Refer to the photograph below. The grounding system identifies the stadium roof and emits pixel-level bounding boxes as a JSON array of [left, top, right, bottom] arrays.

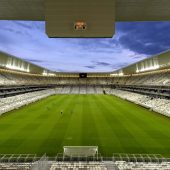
[[0, 51, 55, 76], [112, 50, 170, 76], [0, 0, 170, 37]]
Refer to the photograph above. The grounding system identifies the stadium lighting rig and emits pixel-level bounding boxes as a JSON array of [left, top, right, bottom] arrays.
[[0, 0, 170, 38]]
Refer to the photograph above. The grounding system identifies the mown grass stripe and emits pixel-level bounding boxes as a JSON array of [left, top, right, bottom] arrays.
[[0, 94, 169, 157]]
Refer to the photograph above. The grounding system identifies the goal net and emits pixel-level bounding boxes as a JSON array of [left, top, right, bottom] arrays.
[[63, 146, 98, 157]]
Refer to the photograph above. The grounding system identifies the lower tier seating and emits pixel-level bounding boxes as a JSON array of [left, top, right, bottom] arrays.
[[110, 89, 170, 117], [0, 161, 170, 170], [0, 89, 56, 116]]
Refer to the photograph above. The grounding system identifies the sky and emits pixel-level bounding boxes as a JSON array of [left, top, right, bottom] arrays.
[[0, 21, 170, 72]]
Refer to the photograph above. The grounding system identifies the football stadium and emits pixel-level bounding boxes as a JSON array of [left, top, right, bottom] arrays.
[[0, 0, 170, 170], [0, 50, 170, 169]]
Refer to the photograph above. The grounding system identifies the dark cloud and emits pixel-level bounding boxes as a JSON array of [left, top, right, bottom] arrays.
[[88, 60, 132, 71], [0, 23, 31, 37], [85, 65, 96, 69], [0, 21, 44, 38], [15, 21, 33, 30], [24, 59, 45, 63], [94, 61, 111, 66], [117, 22, 170, 55], [56, 69, 69, 72], [15, 21, 45, 31], [74, 22, 170, 56]]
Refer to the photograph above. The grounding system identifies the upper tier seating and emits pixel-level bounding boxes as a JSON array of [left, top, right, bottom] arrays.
[[0, 70, 169, 87], [113, 71, 170, 86]]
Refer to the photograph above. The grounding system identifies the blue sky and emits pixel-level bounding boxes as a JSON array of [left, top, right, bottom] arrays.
[[0, 21, 170, 72]]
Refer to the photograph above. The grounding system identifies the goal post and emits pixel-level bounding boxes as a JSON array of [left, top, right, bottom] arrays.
[[63, 146, 98, 157]]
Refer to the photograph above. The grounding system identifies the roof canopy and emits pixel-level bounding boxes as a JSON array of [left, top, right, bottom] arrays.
[[0, 51, 55, 76], [112, 50, 170, 76], [0, 0, 170, 37]]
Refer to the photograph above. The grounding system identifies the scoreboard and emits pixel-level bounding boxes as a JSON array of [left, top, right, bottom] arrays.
[[79, 73, 87, 78]]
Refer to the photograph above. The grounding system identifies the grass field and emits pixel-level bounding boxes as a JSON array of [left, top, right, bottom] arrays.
[[0, 94, 170, 157]]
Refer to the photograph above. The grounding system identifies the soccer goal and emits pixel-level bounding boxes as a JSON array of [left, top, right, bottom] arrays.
[[63, 146, 98, 157]]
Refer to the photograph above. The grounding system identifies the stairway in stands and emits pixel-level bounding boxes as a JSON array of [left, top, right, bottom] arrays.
[[104, 162, 119, 170]]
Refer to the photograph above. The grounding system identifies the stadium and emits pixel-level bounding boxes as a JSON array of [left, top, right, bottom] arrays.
[[0, 0, 170, 170], [0, 50, 170, 169]]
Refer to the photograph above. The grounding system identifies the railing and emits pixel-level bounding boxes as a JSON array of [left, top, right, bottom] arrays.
[[0, 153, 170, 163], [112, 153, 170, 163], [0, 154, 40, 163]]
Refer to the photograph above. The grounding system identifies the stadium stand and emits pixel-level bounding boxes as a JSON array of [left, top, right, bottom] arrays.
[[0, 68, 170, 87], [0, 68, 170, 117], [0, 156, 170, 170], [0, 89, 56, 116], [0, 163, 31, 169], [115, 161, 170, 170], [50, 162, 108, 170], [110, 89, 170, 117]]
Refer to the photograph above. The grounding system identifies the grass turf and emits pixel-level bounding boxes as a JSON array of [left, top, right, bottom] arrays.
[[0, 94, 170, 157]]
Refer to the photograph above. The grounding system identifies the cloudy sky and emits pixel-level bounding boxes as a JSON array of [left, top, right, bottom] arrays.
[[0, 21, 170, 72]]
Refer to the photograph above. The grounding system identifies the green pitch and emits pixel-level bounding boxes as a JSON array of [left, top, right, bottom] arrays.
[[0, 94, 170, 157]]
